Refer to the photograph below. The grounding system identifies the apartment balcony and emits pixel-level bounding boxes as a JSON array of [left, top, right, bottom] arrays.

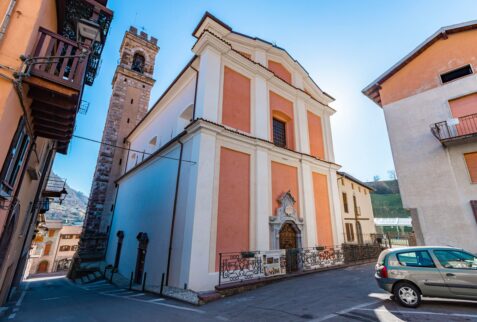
[[431, 113, 477, 146], [24, 28, 88, 153]]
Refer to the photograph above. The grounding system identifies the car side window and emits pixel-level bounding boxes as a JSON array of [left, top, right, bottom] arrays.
[[433, 250, 477, 270], [396, 251, 435, 267]]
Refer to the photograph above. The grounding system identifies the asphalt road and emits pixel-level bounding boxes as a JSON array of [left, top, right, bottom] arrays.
[[2, 264, 477, 321]]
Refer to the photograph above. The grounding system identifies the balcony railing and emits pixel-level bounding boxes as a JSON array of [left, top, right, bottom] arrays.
[[29, 27, 88, 91], [431, 113, 477, 146]]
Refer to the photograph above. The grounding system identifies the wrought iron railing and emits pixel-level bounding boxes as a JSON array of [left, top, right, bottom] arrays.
[[28, 27, 88, 91], [431, 113, 477, 142], [218, 245, 381, 286]]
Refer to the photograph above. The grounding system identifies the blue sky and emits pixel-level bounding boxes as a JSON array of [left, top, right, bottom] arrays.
[[53, 0, 477, 195]]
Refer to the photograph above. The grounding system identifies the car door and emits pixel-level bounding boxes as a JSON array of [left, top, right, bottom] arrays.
[[432, 249, 477, 298], [394, 250, 448, 297]]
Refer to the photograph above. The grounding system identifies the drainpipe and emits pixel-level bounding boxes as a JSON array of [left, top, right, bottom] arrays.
[[0, 0, 17, 44], [165, 140, 184, 286]]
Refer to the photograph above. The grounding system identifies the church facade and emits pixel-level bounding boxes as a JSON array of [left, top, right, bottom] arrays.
[[105, 13, 345, 293]]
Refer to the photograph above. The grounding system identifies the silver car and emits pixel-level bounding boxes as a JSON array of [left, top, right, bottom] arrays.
[[375, 246, 477, 307]]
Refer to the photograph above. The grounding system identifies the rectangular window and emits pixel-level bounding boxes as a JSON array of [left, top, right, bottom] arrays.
[[0, 118, 30, 195], [434, 250, 477, 270], [397, 251, 435, 267], [59, 245, 70, 252], [353, 195, 359, 215], [342, 192, 349, 213], [345, 223, 354, 242], [273, 118, 287, 148], [440, 65, 473, 84], [48, 230, 55, 237], [464, 152, 477, 183], [61, 234, 73, 239]]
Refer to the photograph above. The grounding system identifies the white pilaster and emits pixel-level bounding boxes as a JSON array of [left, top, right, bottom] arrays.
[[254, 76, 269, 140], [300, 162, 317, 247], [293, 71, 304, 90], [194, 47, 222, 123], [296, 99, 310, 154], [323, 115, 335, 162], [254, 49, 267, 66], [329, 170, 344, 246], [255, 148, 271, 250], [186, 131, 218, 291]]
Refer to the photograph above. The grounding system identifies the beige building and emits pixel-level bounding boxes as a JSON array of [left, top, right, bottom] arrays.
[[26, 220, 81, 276], [363, 21, 477, 252], [337, 172, 376, 244]]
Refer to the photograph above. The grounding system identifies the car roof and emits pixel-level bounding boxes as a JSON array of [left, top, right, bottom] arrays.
[[384, 246, 463, 254]]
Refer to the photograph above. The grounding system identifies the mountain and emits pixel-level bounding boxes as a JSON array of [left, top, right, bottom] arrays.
[[45, 173, 88, 225], [366, 179, 410, 219]]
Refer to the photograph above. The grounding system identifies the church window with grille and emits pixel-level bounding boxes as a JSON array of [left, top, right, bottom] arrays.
[[273, 118, 287, 147]]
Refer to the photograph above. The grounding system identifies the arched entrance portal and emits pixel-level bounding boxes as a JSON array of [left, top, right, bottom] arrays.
[[37, 260, 49, 273], [279, 221, 300, 272], [279, 222, 298, 249]]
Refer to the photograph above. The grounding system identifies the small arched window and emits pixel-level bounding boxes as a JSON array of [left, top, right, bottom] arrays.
[[132, 53, 145, 73]]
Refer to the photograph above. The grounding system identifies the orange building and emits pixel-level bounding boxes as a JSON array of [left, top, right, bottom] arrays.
[[0, 0, 112, 306]]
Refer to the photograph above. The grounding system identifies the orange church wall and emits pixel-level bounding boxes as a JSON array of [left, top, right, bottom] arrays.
[[271, 161, 299, 216], [269, 91, 295, 150], [268, 60, 292, 84], [222, 66, 251, 133], [307, 111, 325, 160], [312, 172, 333, 246], [216, 147, 250, 270], [379, 30, 477, 106]]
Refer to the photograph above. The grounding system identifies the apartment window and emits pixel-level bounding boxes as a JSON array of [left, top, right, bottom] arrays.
[[440, 65, 473, 84], [59, 245, 71, 252], [272, 118, 287, 147], [464, 152, 477, 183], [358, 186, 361, 193], [342, 192, 349, 213], [71, 245, 78, 251], [0, 117, 30, 195], [351, 183, 354, 190], [345, 223, 354, 242], [61, 234, 74, 239], [74, 234, 80, 239], [48, 230, 55, 238]]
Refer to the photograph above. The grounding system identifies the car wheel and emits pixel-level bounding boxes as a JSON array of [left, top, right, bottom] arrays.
[[393, 282, 421, 308]]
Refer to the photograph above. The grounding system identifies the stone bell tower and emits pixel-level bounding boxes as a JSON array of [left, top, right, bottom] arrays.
[[79, 27, 159, 260]]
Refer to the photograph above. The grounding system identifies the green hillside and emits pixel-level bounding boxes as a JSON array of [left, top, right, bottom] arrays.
[[366, 180, 410, 219]]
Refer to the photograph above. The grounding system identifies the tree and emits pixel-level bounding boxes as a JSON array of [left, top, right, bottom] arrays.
[[388, 170, 397, 180], [373, 175, 380, 182]]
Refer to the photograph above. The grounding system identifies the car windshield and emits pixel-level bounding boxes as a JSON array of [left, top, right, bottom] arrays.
[[434, 250, 477, 269]]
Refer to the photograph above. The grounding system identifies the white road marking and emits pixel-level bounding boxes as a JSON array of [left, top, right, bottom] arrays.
[[16, 291, 26, 307], [147, 298, 165, 302], [216, 315, 229, 321], [127, 293, 145, 297], [357, 308, 477, 318], [102, 292, 204, 313], [41, 297, 64, 301], [8, 313, 15, 319], [153, 302, 205, 313], [311, 300, 381, 322]]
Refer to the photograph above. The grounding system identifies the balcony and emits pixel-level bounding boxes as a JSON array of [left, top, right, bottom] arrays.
[[24, 28, 88, 153], [431, 113, 477, 146]]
